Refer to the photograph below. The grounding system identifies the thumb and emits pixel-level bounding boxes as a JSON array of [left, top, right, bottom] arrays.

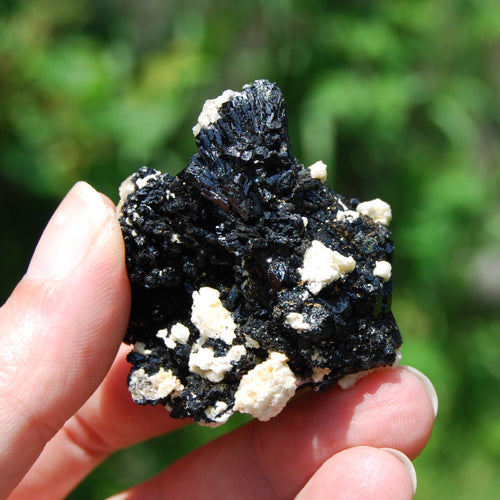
[[0, 182, 131, 497]]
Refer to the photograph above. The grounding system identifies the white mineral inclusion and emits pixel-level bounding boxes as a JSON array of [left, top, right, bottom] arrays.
[[156, 322, 190, 349], [299, 240, 356, 295], [171, 322, 190, 342], [337, 370, 371, 390], [308, 161, 328, 182], [117, 174, 136, 212], [233, 352, 298, 421], [203, 401, 232, 427], [312, 366, 332, 384], [338, 347, 402, 390], [244, 334, 260, 349], [117, 172, 161, 214], [336, 210, 360, 222], [373, 260, 392, 281], [356, 198, 392, 226], [118, 173, 159, 212], [192, 89, 238, 136], [135, 174, 156, 190], [129, 367, 183, 403], [188, 344, 247, 383], [156, 329, 172, 348], [285, 312, 311, 331], [191, 287, 237, 344], [133, 342, 152, 355]]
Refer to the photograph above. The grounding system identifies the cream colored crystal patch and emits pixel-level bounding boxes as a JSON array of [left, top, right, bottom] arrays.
[[356, 198, 392, 226], [338, 348, 402, 390], [335, 210, 360, 222], [373, 260, 392, 281], [157, 322, 190, 349], [117, 174, 135, 212], [191, 287, 237, 344], [129, 367, 183, 403], [308, 161, 328, 182], [299, 240, 356, 294], [338, 370, 372, 390], [189, 344, 247, 383], [133, 342, 152, 355], [233, 352, 297, 421], [135, 174, 156, 190], [192, 89, 238, 136], [285, 312, 311, 331], [203, 401, 232, 427], [312, 366, 332, 383]]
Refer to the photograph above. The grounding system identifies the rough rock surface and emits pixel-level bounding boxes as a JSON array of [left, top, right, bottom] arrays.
[[119, 79, 402, 426]]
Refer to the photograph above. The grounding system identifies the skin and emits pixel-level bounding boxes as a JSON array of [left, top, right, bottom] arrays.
[[0, 182, 437, 500]]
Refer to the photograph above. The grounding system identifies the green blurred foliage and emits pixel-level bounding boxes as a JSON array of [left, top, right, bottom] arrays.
[[1, 0, 500, 498]]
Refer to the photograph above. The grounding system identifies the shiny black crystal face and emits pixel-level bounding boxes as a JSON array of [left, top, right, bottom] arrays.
[[119, 79, 402, 426]]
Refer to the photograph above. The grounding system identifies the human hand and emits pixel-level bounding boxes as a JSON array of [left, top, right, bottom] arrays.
[[1, 182, 437, 499]]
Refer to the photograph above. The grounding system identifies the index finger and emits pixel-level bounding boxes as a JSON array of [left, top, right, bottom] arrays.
[[12, 361, 437, 499]]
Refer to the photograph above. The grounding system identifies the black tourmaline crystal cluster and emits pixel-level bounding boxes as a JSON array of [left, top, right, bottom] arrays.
[[119, 79, 402, 426]]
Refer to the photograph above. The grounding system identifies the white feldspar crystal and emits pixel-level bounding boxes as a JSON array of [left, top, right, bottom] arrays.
[[244, 334, 260, 349], [311, 349, 326, 363], [285, 312, 311, 331], [192, 89, 238, 136], [299, 240, 356, 295], [373, 260, 392, 281], [393, 347, 402, 367], [129, 367, 184, 403], [191, 287, 237, 344], [233, 352, 298, 421], [312, 366, 332, 383], [338, 370, 372, 390], [156, 322, 190, 349], [133, 342, 152, 355], [335, 210, 360, 222], [188, 344, 247, 383], [356, 198, 392, 226], [171, 322, 190, 343], [135, 174, 156, 190], [117, 174, 136, 212], [338, 348, 402, 390], [156, 328, 174, 349], [203, 401, 232, 426], [308, 161, 328, 182]]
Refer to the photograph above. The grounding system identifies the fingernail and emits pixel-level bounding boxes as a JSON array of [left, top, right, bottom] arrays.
[[381, 448, 417, 494], [403, 365, 439, 418], [26, 182, 111, 281]]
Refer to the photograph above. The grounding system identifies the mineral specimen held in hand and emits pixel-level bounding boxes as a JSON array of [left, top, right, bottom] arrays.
[[119, 79, 402, 426]]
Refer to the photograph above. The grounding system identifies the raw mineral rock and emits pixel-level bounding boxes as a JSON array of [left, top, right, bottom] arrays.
[[119, 79, 402, 426]]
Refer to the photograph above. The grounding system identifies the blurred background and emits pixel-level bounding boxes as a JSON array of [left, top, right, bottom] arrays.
[[1, 0, 500, 498]]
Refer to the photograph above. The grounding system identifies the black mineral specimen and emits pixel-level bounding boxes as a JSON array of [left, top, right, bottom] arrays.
[[119, 79, 402, 426]]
